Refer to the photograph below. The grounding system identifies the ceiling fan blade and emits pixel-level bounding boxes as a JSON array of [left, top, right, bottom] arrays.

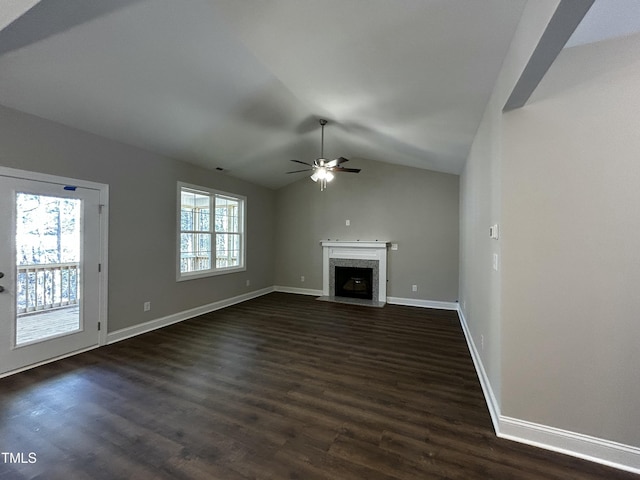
[[325, 156, 349, 168], [290, 159, 313, 167], [287, 121, 357, 181], [331, 167, 361, 173]]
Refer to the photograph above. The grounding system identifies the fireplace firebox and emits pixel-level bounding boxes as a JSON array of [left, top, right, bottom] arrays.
[[335, 266, 373, 300]]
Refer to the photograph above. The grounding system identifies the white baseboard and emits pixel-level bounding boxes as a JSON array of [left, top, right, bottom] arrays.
[[107, 287, 274, 344], [387, 296, 458, 310], [110, 285, 442, 344], [273, 285, 323, 296], [456, 306, 640, 475], [9, 285, 638, 473], [499, 416, 640, 474], [456, 307, 501, 432], [273, 289, 460, 311]]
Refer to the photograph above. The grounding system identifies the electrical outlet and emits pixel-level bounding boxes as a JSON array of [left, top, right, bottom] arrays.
[[391, 243, 398, 251], [300, 276, 305, 282], [143, 301, 151, 312], [412, 284, 418, 292], [345, 219, 350, 226], [246, 279, 251, 287], [492, 253, 499, 271]]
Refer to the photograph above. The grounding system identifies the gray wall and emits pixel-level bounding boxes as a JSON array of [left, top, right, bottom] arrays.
[[501, 33, 640, 446], [459, 0, 559, 408], [459, 105, 503, 403], [461, 0, 640, 451], [275, 158, 459, 302], [0, 104, 276, 333]]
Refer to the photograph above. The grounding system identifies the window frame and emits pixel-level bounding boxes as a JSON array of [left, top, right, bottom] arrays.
[[176, 181, 246, 281]]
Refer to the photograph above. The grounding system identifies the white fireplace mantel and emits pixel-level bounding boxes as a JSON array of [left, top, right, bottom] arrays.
[[321, 240, 390, 302], [321, 241, 389, 249]]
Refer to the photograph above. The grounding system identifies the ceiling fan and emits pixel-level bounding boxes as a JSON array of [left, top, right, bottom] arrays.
[[286, 119, 360, 191]]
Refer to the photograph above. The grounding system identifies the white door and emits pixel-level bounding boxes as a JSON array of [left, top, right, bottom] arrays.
[[0, 173, 102, 375]]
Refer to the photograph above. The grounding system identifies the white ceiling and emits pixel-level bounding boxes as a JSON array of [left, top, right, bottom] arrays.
[[1, 0, 530, 189]]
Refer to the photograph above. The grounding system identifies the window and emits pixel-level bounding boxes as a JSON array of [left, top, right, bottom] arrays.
[[177, 182, 245, 280]]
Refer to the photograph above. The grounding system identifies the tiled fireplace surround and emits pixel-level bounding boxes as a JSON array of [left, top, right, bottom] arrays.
[[321, 241, 389, 304]]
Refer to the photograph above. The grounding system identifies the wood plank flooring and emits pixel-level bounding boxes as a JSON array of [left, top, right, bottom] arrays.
[[0, 292, 636, 479]]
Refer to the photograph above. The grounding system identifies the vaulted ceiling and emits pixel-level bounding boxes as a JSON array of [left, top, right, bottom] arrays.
[[0, 1, 636, 189]]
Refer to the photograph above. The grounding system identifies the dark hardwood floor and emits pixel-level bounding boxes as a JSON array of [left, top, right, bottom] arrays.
[[0, 292, 636, 479]]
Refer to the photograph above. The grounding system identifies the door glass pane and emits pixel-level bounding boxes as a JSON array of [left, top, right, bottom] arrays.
[[15, 193, 81, 346]]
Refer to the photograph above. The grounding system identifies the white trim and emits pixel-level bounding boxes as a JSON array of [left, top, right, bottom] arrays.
[[98, 186, 109, 346], [0, 345, 99, 379], [320, 241, 389, 249], [456, 307, 501, 432], [270, 289, 461, 308], [176, 181, 247, 282], [456, 305, 640, 475], [499, 417, 640, 475], [274, 289, 462, 311], [321, 240, 389, 302], [177, 265, 247, 281], [0, 166, 103, 190], [0, 167, 110, 347], [387, 297, 458, 310], [3, 258, 638, 475], [274, 286, 323, 296], [107, 287, 273, 344]]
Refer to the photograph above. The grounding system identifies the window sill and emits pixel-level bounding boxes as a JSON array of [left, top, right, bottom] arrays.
[[177, 265, 246, 282]]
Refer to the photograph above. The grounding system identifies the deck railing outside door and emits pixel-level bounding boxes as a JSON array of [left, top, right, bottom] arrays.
[[16, 262, 80, 316]]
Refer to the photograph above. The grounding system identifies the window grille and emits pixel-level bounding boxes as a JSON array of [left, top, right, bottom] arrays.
[[178, 183, 245, 280]]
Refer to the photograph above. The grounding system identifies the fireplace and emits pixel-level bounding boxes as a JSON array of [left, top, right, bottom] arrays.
[[335, 266, 373, 300], [321, 240, 389, 305], [329, 257, 380, 301]]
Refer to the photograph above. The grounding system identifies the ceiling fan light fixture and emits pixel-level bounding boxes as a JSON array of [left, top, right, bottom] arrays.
[[313, 167, 331, 181], [287, 118, 360, 191], [311, 166, 334, 191]]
